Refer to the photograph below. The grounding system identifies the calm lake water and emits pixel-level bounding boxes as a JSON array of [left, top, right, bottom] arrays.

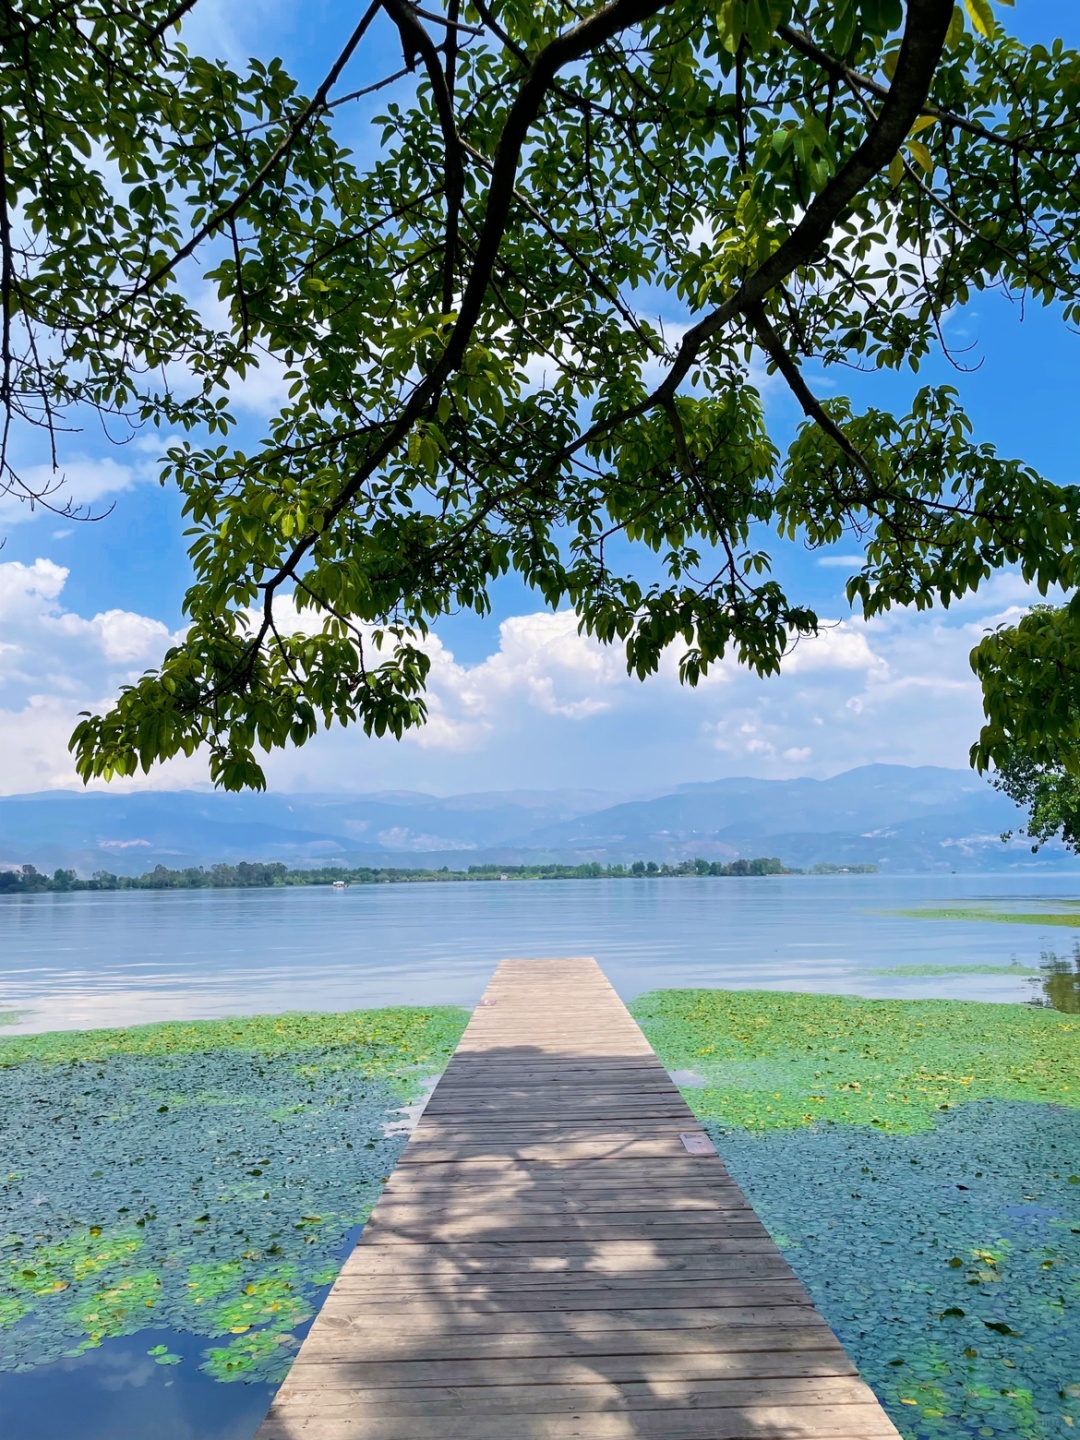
[[3, 872, 1079, 1032]]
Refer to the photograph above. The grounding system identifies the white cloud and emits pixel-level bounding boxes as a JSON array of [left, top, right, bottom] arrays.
[[0, 558, 199, 792], [0, 427, 184, 528], [0, 458, 140, 526], [0, 553, 1047, 796], [322, 611, 629, 756], [781, 622, 888, 677], [88, 610, 173, 664]]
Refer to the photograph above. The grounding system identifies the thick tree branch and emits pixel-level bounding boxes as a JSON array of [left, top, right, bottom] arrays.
[[145, 0, 199, 46], [655, 0, 955, 401], [251, 0, 677, 637], [547, 0, 957, 474], [778, 22, 1079, 157], [382, 0, 465, 315]]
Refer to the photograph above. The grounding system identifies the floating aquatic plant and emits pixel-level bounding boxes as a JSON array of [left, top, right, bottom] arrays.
[[893, 907, 1080, 928], [631, 989, 1079, 1132], [0, 1007, 467, 1383], [633, 990, 1080, 1440]]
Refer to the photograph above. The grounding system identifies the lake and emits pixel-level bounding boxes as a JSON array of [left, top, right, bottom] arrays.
[[3, 872, 1079, 1032], [3, 872, 1079, 1440]]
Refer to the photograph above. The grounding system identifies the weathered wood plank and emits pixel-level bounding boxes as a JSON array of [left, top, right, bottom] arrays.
[[261, 1336, 856, 1393], [272, 1376, 875, 1415], [316, 1283, 814, 1314], [293, 1313, 831, 1359], [253, 958, 899, 1440], [258, 1405, 900, 1440], [269, 1348, 858, 1393]]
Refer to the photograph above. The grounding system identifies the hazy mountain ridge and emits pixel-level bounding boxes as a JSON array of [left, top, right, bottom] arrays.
[[1, 766, 1074, 874]]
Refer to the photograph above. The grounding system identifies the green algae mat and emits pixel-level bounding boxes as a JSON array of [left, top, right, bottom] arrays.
[[0, 1007, 467, 1383], [895, 907, 1080, 928], [630, 989, 1079, 1132], [631, 990, 1080, 1440]]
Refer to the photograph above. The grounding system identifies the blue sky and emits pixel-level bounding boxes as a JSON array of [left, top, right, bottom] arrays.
[[0, 0, 1077, 796]]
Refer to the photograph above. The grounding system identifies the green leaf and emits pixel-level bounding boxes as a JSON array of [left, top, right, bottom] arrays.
[[964, 0, 995, 38], [945, 5, 966, 48], [907, 140, 935, 176]]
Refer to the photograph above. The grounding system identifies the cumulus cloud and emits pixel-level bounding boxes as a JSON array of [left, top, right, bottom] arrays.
[[0, 552, 1040, 796], [0, 558, 197, 792], [780, 622, 888, 677], [297, 611, 628, 757]]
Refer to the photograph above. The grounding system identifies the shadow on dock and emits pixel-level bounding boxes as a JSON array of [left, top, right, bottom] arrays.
[[255, 959, 899, 1439]]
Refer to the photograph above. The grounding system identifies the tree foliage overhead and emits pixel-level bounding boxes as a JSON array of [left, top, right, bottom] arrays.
[[973, 605, 1080, 852], [3, 0, 1080, 790]]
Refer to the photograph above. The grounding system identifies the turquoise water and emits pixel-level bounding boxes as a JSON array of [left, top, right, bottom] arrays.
[[0, 1045, 415, 1438], [3, 873, 1080, 1033]]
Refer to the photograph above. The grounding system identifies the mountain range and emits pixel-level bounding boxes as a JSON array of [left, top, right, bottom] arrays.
[[1, 766, 1075, 875]]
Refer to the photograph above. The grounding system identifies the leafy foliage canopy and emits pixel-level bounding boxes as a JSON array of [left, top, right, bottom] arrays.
[[2, 0, 1079, 791]]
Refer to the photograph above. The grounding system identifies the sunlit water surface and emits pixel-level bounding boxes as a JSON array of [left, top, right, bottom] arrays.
[[2, 873, 1079, 1032]]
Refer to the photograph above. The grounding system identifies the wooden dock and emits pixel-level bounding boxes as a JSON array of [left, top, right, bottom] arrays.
[[257, 957, 900, 1439]]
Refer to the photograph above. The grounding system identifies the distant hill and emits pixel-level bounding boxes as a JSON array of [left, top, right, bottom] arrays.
[[522, 766, 1045, 871], [1, 766, 1075, 874], [0, 788, 618, 875]]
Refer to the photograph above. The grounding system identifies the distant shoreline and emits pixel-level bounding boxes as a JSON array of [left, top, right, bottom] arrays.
[[0, 857, 877, 893]]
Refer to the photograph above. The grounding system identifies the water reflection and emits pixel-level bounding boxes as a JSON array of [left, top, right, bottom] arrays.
[[0, 1328, 274, 1440], [1030, 943, 1080, 1013]]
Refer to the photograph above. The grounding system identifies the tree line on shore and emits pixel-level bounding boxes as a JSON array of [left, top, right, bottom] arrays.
[[0, 858, 876, 893]]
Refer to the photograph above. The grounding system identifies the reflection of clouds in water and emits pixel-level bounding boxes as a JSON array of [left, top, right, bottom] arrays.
[[0, 1327, 276, 1439], [93, 1351, 158, 1392]]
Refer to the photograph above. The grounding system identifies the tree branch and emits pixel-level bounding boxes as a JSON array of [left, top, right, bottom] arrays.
[[382, 0, 465, 315], [103, 0, 383, 316], [655, 0, 956, 401], [252, 0, 678, 626], [545, 0, 957, 473], [145, 0, 200, 46], [747, 301, 879, 487], [777, 21, 1078, 156]]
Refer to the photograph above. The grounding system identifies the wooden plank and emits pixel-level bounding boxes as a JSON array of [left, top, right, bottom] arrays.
[[269, 1349, 858, 1393], [257, 1407, 899, 1440], [292, 1315, 831, 1359], [292, 1327, 852, 1369], [271, 1375, 874, 1414], [254, 958, 899, 1440], [260, 1337, 856, 1393], [316, 1284, 814, 1313], [333, 1263, 798, 1290]]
